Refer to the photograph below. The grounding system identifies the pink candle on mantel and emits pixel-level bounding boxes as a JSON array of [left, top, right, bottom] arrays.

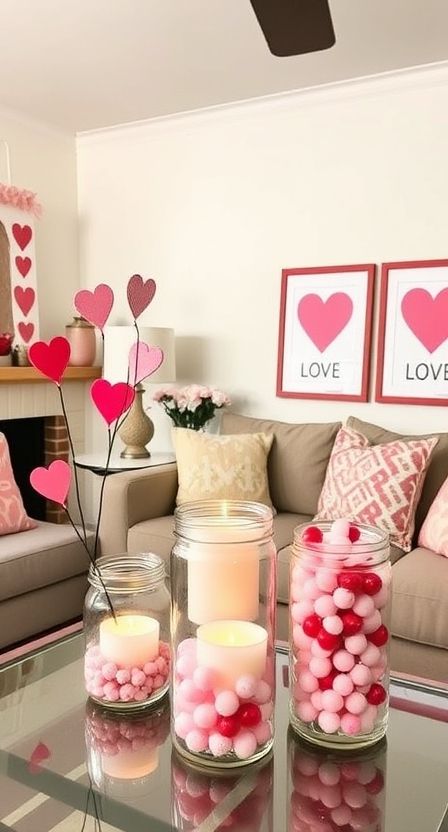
[[99, 615, 159, 666]]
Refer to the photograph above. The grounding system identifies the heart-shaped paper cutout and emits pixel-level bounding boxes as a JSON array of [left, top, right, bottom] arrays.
[[18, 322, 34, 343], [14, 286, 35, 316], [29, 337, 71, 384], [74, 284, 114, 330], [127, 274, 156, 319], [401, 288, 448, 353], [28, 741, 51, 775], [129, 341, 164, 385], [16, 256, 32, 277], [91, 379, 135, 425], [297, 292, 353, 353], [13, 223, 32, 250], [30, 460, 71, 506]]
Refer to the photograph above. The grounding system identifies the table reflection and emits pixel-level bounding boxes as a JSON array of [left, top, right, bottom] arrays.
[[171, 748, 274, 832], [288, 728, 386, 832]]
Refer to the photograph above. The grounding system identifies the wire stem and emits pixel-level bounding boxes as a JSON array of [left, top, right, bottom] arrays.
[[58, 384, 87, 544]]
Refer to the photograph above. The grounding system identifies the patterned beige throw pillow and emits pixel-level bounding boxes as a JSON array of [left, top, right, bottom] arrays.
[[172, 428, 274, 509]]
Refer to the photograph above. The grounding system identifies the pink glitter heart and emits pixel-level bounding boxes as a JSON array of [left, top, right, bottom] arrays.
[[74, 284, 114, 330], [129, 341, 164, 385]]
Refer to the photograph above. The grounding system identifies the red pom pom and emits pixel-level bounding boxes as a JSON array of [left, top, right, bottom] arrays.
[[365, 770, 385, 795], [368, 625, 389, 647], [340, 611, 363, 636], [363, 573, 382, 596], [303, 614, 322, 638], [337, 572, 363, 593], [238, 703, 262, 728], [217, 714, 241, 738], [348, 525, 361, 542], [302, 525, 323, 544], [319, 672, 336, 691], [366, 683, 387, 706], [317, 628, 341, 651]]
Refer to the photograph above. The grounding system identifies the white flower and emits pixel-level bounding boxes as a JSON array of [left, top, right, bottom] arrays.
[[211, 389, 230, 407]]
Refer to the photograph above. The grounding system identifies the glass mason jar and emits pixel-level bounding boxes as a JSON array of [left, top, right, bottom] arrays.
[[290, 522, 391, 749], [85, 699, 170, 798], [171, 500, 277, 768], [288, 727, 387, 832], [171, 748, 274, 831], [84, 554, 171, 710]]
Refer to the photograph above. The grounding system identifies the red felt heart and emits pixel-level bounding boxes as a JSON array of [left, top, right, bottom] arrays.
[[16, 255, 32, 277], [401, 288, 448, 353], [14, 286, 35, 316], [13, 223, 32, 250], [30, 460, 71, 506], [297, 292, 353, 353], [28, 741, 51, 775], [127, 274, 156, 319], [29, 337, 71, 384], [129, 341, 164, 385], [91, 379, 135, 425], [18, 322, 34, 343], [74, 283, 114, 330]]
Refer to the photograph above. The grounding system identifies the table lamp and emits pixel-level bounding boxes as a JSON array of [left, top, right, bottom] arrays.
[[103, 325, 176, 458]]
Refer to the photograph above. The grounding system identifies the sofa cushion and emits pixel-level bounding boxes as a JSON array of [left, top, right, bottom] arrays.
[[0, 521, 93, 602], [391, 547, 448, 650], [347, 416, 448, 538], [221, 413, 341, 515], [0, 432, 37, 536]]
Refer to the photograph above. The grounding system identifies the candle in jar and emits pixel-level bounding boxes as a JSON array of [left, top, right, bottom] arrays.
[[197, 620, 268, 688], [99, 614, 159, 667]]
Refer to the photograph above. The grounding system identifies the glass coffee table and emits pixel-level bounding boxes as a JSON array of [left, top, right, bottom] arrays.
[[0, 634, 447, 831]]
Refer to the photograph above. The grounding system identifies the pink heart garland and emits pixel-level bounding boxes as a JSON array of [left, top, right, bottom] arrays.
[[14, 286, 35, 316], [297, 292, 353, 353], [129, 341, 164, 385], [91, 379, 135, 425], [13, 223, 32, 250], [127, 274, 156, 319], [18, 322, 34, 343], [29, 337, 71, 384], [74, 284, 114, 330], [16, 255, 32, 277], [30, 460, 71, 506]]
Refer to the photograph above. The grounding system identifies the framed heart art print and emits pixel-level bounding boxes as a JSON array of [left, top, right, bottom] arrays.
[[277, 264, 375, 401], [376, 259, 448, 405]]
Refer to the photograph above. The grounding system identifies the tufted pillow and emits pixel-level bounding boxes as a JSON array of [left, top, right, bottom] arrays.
[[0, 433, 37, 536]]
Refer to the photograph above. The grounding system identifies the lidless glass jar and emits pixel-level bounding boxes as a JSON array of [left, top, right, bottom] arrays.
[[84, 554, 171, 710], [288, 727, 387, 831], [290, 522, 391, 749], [171, 500, 277, 768]]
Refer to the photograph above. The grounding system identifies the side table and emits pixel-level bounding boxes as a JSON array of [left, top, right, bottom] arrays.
[[74, 451, 176, 476]]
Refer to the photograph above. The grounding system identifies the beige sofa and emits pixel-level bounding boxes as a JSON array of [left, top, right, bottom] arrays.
[[99, 413, 448, 683]]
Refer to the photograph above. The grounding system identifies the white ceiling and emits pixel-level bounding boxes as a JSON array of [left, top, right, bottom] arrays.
[[0, 0, 448, 133]]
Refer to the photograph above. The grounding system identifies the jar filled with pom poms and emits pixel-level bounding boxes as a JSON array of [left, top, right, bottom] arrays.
[[290, 520, 391, 749], [84, 554, 171, 710], [288, 727, 387, 832], [171, 500, 277, 767]]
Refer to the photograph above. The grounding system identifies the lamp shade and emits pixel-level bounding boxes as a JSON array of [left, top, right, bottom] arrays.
[[103, 326, 176, 385]]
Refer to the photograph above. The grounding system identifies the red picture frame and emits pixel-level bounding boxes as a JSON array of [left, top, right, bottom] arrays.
[[276, 264, 375, 402], [376, 259, 448, 406]]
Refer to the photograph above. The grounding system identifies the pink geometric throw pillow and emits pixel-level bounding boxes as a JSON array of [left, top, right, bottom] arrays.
[[0, 433, 37, 536], [418, 476, 448, 556], [314, 426, 438, 551]]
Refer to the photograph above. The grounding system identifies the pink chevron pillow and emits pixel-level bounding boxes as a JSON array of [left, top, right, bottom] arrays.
[[0, 433, 37, 536], [418, 476, 448, 556], [315, 426, 437, 551]]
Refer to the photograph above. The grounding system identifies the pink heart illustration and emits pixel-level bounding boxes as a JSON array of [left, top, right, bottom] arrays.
[[18, 322, 34, 343], [129, 341, 164, 385], [297, 292, 353, 353], [401, 288, 448, 353], [127, 274, 156, 319], [14, 286, 35, 316], [30, 460, 71, 506], [29, 337, 71, 384], [91, 379, 135, 425], [13, 223, 32, 250], [16, 256, 32, 277], [74, 284, 114, 330]]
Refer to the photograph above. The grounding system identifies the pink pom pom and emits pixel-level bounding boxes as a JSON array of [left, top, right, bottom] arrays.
[[350, 663, 372, 687], [193, 703, 217, 730], [332, 649, 355, 673], [254, 680, 272, 704], [333, 673, 354, 697], [331, 805, 353, 826], [309, 657, 332, 678], [323, 615, 344, 636], [116, 669, 131, 685], [331, 518, 351, 537], [345, 692, 368, 715], [156, 656, 168, 674], [144, 661, 158, 676], [362, 610, 382, 634], [102, 662, 118, 682], [153, 674, 166, 690], [316, 568, 338, 593], [177, 653, 196, 678], [318, 711, 341, 733], [178, 637, 197, 656], [297, 670, 319, 694], [252, 720, 272, 744], [310, 690, 323, 710], [343, 782, 367, 809], [103, 681, 120, 701], [131, 669, 146, 687], [134, 689, 149, 701], [291, 599, 315, 623], [318, 762, 340, 786], [359, 644, 381, 668], [233, 729, 258, 760], [314, 595, 337, 618], [193, 666, 215, 691], [319, 783, 342, 809], [321, 690, 343, 713], [297, 701, 319, 722], [185, 729, 209, 753], [235, 673, 257, 699], [303, 578, 321, 600], [179, 679, 204, 703], [215, 690, 239, 716], [119, 683, 136, 702], [293, 625, 313, 650], [345, 634, 368, 655], [175, 712, 195, 740], [333, 588, 355, 610], [353, 595, 375, 618], [208, 732, 232, 757]]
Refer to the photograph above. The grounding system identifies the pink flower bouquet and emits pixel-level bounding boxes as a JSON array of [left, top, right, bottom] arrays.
[[153, 384, 230, 430]]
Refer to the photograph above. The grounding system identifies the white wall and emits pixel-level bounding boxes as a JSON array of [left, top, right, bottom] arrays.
[[0, 109, 79, 338], [77, 64, 448, 449]]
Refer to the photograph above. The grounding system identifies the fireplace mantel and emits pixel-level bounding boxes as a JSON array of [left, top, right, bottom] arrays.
[[0, 366, 101, 384]]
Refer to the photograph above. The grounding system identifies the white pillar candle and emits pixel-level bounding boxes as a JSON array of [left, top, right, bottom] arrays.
[[99, 614, 159, 667], [185, 511, 262, 624], [197, 620, 268, 688]]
